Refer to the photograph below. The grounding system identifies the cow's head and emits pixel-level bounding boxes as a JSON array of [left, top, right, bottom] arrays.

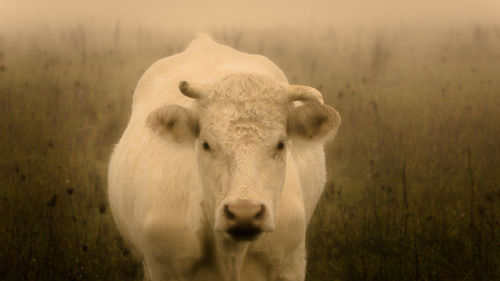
[[147, 73, 340, 242]]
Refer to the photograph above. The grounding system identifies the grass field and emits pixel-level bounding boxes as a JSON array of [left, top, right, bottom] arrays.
[[0, 25, 499, 281]]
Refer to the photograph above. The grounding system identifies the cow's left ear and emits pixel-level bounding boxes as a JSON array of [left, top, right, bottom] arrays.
[[287, 102, 341, 141], [146, 105, 199, 143]]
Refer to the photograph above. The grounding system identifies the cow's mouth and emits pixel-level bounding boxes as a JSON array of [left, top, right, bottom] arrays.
[[227, 224, 262, 241]]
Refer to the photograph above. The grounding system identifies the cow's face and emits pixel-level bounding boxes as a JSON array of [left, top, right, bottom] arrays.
[[146, 74, 340, 242], [196, 77, 288, 241]]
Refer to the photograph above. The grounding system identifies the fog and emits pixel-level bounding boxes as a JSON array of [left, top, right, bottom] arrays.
[[1, 0, 499, 32]]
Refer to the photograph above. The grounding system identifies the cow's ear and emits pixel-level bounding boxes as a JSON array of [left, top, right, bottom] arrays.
[[146, 105, 199, 142], [287, 102, 341, 141]]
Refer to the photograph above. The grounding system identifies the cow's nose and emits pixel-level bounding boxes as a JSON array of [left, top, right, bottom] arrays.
[[224, 201, 265, 222], [223, 200, 266, 241]]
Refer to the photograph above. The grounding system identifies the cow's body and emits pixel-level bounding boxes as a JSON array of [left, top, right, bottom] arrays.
[[108, 34, 339, 281]]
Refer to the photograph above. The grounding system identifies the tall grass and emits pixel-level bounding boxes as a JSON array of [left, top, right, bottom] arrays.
[[0, 25, 499, 281]]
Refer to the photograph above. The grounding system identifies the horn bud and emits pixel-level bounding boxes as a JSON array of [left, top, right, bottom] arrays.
[[288, 85, 324, 104], [179, 81, 209, 99]]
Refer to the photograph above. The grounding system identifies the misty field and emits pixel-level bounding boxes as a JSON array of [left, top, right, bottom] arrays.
[[0, 25, 499, 281]]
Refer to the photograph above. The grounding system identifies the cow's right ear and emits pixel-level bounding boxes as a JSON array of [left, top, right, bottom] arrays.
[[146, 105, 199, 142]]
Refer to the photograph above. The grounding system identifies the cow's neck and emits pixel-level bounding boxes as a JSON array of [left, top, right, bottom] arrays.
[[215, 235, 250, 281]]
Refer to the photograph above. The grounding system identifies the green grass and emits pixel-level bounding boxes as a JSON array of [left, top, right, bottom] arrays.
[[0, 25, 499, 281]]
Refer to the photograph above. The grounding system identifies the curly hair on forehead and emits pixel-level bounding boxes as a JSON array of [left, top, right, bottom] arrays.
[[198, 73, 288, 143], [212, 72, 286, 102]]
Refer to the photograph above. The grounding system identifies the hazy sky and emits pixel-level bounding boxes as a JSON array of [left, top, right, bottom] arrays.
[[1, 0, 499, 31]]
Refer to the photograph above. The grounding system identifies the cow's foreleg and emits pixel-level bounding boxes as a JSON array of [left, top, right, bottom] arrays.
[[143, 256, 189, 281], [275, 240, 306, 281], [143, 261, 151, 281]]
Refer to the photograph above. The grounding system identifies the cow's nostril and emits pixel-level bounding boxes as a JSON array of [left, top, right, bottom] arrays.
[[254, 204, 265, 220], [223, 204, 236, 220]]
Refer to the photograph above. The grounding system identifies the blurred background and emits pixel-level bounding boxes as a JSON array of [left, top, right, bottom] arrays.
[[1, 0, 499, 280]]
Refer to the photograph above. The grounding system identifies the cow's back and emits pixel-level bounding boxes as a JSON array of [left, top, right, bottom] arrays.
[[130, 34, 288, 120]]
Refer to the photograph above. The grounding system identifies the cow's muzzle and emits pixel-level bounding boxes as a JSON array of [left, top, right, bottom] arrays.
[[221, 199, 269, 241]]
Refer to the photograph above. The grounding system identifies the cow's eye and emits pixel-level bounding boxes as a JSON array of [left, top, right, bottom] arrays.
[[276, 141, 285, 151], [202, 141, 211, 151]]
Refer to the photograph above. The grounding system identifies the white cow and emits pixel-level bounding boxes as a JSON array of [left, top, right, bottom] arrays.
[[108, 34, 340, 281]]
